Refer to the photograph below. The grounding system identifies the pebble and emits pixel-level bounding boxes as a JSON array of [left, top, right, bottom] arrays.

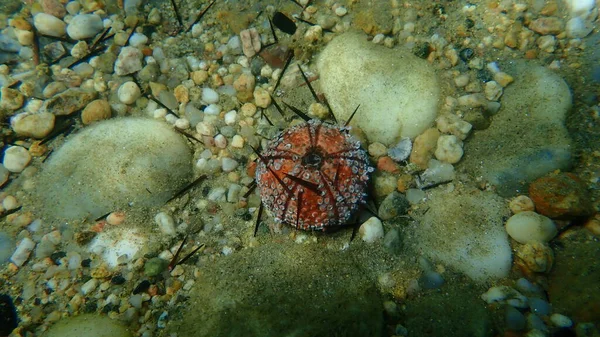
[[202, 87, 219, 104], [0, 165, 8, 187], [204, 104, 221, 115], [241, 102, 257, 117], [224, 110, 237, 125], [155, 212, 176, 236], [434, 135, 463, 164], [240, 28, 261, 58], [118, 81, 141, 104], [81, 278, 98, 295], [304, 25, 323, 43], [436, 114, 472, 140], [515, 241, 554, 273], [550, 313, 573, 328], [454, 73, 470, 87], [307, 102, 328, 119], [41, 88, 97, 115], [129, 32, 148, 47], [174, 85, 189, 103], [33, 13, 66, 37], [81, 99, 111, 125], [358, 217, 384, 243], [253, 87, 271, 108], [528, 172, 592, 218], [409, 128, 439, 168], [230, 135, 244, 148], [10, 237, 36, 267], [41, 0, 66, 18], [494, 72, 514, 87], [509, 195, 535, 214], [3, 196, 19, 210], [387, 137, 412, 162], [378, 191, 410, 220], [0, 87, 24, 111], [227, 184, 241, 202], [368, 142, 387, 158], [221, 157, 239, 172], [3, 146, 31, 173], [529, 17, 564, 35], [66, 14, 104, 40], [335, 6, 348, 16], [114, 47, 143, 76], [505, 211, 557, 244], [484, 81, 503, 101], [10, 112, 55, 138], [457, 93, 487, 108]]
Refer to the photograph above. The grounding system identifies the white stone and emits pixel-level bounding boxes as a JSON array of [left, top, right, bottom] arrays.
[[81, 278, 98, 295], [359, 217, 384, 243], [3, 146, 31, 172], [129, 32, 148, 47], [174, 118, 190, 130], [117, 81, 141, 104], [484, 81, 503, 101], [10, 237, 36, 267], [564, 0, 596, 16], [33, 13, 66, 37], [434, 135, 463, 164], [3, 195, 19, 210], [419, 159, 455, 187], [457, 93, 487, 108], [114, 47, 143, 76], [155, 212, 176, 236], [224, 110, 237, 125], [214, 134, 227, 148], [202, 88, 219, 104], [505, 211, 557, 243], [318, 32, 439, 144], [67, 14, 104, 40], [231, 135, 244, 148], [335, 6, 348, 16], [565, 17, 594, 38]]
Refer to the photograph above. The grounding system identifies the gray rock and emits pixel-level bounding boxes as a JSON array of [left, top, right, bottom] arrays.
[[461, 62, 572, 196], [35, 118, 193, 220], [169, 242, 384, 337], [66, 14, 104, 40]]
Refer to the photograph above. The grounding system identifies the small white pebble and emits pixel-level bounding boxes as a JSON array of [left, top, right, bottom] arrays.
[[550, 313, 573, 328], [2, 195, 19, 211], [81, 278, 98, 295], [214, 134, 227, 148], [153, 108, 167, 119], [204, 104, 221, 115], [3, 146, 31, 173], [231, 135, 244, 148], [335, 6, 347, 16], [175, 118, 190, 130], [359, 217, 384, 243], [224, 110, 237, 125], [118, 81, 141, 105], [221, 157, 239, 172], [155, 212, 176, 236], [201, 88, 219, 104]]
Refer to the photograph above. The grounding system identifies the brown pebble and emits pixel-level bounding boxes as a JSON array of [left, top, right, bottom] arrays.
[[529, 17, 563, 35], [529, 172, 593, 219], [82, 99, 111, 125], [41, 0, 66, 18], [91, 264, 112, 279], [11, 17, 32, 30], [409, 128, 440, 169]]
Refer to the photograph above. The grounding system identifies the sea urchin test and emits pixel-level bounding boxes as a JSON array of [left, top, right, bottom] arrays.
[[255, 119, 373, 231]]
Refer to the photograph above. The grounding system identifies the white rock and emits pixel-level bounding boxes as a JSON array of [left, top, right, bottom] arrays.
[[565, 0, 596, 16], [3, 195, 19, 210], [335, 6, 348, 16], [202, 88, 219, 104], [67, 14, 104, 40], [434, 135, 463, 164], [387, 137, 412, 162], [419, 159, 455, 187], [118, 81, 141, 104], [81, 278, 98, 295], [3, 146, 31, 172], [129, 32, 148, 47], [239, 28, 261, 58], [204, 104, 221, 115], [484, 81, 503, 101], [10, 237, 36, 267], [565, 16, 594, 38], [224, 110, 237, 125], [214, 134, 227, 148], [33, 13, 66, 37], [114, 47, 143, 76], [318, 32, 439, 144], [457, 93, 487, 108], [505, 211, 557, 243], [359, 217, 384, 243], [155, 212, 176, 236], [231, 135, 244, 148]]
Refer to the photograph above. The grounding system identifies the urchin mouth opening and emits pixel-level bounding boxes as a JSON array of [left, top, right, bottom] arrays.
[[301, 147, 324, 168]]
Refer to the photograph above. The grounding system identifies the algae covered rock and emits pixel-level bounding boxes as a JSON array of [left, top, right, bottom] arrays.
[[43, 314, 132, 337], [169, 242, 384, 337], [35, 118, 192, 220]]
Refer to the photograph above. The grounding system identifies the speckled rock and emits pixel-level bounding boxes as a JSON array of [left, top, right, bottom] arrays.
[[169, 242, 384, 337], [11, 112, 55, 138], [114, 47, 143, 76], [528, 172, 592, 219], [81, 99, 111, 125], [41, 88, 98, 115]]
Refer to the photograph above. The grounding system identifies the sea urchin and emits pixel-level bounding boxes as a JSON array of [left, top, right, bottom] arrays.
[[255, 119, 373, 231]]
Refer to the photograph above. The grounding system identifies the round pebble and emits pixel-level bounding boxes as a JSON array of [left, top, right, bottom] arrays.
[[221, 157, 239, 172], [67, 14, 104, 40], [253, 87, 271, 108], [550, 313, 573, 328], [118, 81, 141, 105], [155, 212, 176, 236], [509, 195, 535, 214], [505, 211, 557, 244], [3, 146, 31, 173], [33, 13, 66, 37], [202, 88, 219, 104], [434, 135, 463, 164], [82, 99, 111, 125]]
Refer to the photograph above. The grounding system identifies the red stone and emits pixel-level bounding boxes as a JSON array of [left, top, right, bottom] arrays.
[[528, 172, 592, 219], [255, 120, 372, 230]]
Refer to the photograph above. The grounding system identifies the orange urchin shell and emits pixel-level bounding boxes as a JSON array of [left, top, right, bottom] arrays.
[[255, 119, 373, 231]]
